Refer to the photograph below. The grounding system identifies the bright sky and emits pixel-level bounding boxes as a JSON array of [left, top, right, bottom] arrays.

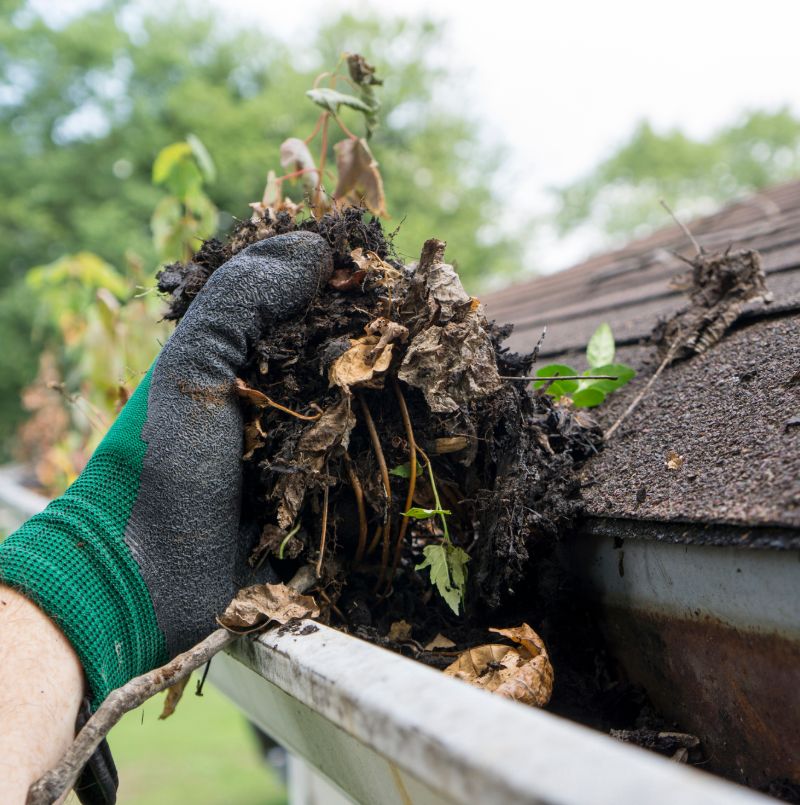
[[228, 0, 800, 272], [37, 0, 800, 273]]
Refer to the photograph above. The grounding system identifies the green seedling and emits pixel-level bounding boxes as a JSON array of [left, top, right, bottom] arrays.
[[534, 323, 636, 408]]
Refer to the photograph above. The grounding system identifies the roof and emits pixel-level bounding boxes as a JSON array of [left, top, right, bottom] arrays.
[[483, 180, 800, 536]]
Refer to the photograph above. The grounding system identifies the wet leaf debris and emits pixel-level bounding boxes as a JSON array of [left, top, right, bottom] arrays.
[[158, 207, 601, 687]]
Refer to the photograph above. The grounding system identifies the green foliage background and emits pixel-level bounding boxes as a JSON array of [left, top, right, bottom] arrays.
[[554, 110, 800, 240], [0, 0, 521, 453]]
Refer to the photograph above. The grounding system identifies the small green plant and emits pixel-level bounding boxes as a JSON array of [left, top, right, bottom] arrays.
[[151, 134, 218, 263], [534, 323, 636, 407], [398, 454, 470, 616]]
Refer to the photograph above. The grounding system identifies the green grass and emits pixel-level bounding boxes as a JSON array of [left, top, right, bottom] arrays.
[[100, 682, 287, 805]]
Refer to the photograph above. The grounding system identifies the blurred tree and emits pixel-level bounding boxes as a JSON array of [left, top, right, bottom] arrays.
[[554, 108, 800, 241], [0, 0, 521, 454]]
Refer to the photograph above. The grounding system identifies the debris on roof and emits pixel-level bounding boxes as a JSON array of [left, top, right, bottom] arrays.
[[484, 180, 800, 533]]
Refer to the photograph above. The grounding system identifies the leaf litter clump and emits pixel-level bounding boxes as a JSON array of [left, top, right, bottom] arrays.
[[159, 208, 603, 709]]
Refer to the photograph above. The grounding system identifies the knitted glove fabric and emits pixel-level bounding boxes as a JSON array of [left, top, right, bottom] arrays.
[[0, 231, 332, 707]]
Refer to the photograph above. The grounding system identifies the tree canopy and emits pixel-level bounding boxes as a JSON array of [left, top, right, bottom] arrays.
[[0, 0, 521, 451], [554, 109, 800, 241]]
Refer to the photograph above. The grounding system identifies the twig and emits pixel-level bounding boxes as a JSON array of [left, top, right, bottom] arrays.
[[357, 393, 392, 575], [500, 375, 619, 382], [315, 475, 330, 578], [605, 344, 678, 440], [660, 199, 701, 257], [384, 380, 418, 593], [27, 629, 236, 805], [344, 452, 368, 565]]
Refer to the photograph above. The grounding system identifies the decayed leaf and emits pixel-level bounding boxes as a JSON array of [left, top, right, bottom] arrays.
[[425, 633, 456, 651], [444, 623, 553, 708], [333, 138, 387, 216], [399, 308, 502, 413], [218, 582, 320, 632], [279, 137, 319, 193], [249, 524, 304, 567], [273, 396, 355, 527], [243, 417, 267, 461], [159, 675, 191, 720], [329, 267, 367, 291], [665, 449, 684, 470], [387, 620, 413, 641], [329, 335, 394, 391], [655, 248, 771, 362]]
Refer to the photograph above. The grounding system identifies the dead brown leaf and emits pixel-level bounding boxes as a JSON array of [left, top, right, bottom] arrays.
[[329, 267, 367, 291], [424, 633, 456, 651], [243, 417, 267, 461], [279, 137, 319, 191], [399, 308, 502, 413], [159, 675, 191, 720], [333, 138, 387, 216], [444, 623, 553, 708], [273, 396, 355, 527], [329, 335, 394, 391], [218, 583, 320, 633]]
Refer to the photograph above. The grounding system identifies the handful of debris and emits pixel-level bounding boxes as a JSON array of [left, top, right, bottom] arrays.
[[159, 209, 600, 649]]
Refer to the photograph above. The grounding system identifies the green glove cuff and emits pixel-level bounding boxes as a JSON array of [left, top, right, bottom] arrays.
[[0, 368, 167, 706]]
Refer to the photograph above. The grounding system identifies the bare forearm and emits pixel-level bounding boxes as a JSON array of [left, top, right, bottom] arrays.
[[0, 584, 85, 803]]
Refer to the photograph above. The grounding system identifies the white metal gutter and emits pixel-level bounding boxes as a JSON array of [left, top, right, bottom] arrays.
[[210, 623, 771, 805], [0, 466, 776, 804]]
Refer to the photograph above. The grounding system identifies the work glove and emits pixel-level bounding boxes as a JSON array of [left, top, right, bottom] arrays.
[[0, 232, 332, 800]]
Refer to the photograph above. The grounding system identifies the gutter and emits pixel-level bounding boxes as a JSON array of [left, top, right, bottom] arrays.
[[0, 467, 778, 803]]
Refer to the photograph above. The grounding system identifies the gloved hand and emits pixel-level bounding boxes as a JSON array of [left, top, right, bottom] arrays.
[[0, 231, 332, 707]]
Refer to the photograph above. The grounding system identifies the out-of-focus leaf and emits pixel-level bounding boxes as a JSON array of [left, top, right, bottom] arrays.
[[159, 675, 191, 720], [306, 87, 375, 115], [571, 387, 606, 408], [390, 460, 423, 478], [587, 322, 615, 368], [279, 137, 319, 193], [580, 363, 636, 394], [403, 506, 451, 520], [533, 364, 579, 399], [333, 138, 387, 216], [186, 133, 216, 182], [152, 141, 192, 184], [444, 623, 553, 708], [415, 542, 469, 615], [217, 582, 320, 632]]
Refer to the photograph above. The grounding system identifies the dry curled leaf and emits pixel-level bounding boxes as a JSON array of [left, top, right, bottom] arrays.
[[279, 137, 319, 192], [329, 335, 394, 391], [218, 583, 320, 632], [159, 675, 191, 720], [243, 417, 267, 461], [444, 623, 553, 708], [333, 138, 387, 216]]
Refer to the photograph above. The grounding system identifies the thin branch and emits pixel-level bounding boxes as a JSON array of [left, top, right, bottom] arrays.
[[500, 375, 619, 382], [344, 452, 368, 565], [660, 199, 701, 257], [315, 474, 330, 578], [384, 380, 418, 593], [604, 344, 678, 440], [27, 629, 236, 805], [358, 392, 392, 591]]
